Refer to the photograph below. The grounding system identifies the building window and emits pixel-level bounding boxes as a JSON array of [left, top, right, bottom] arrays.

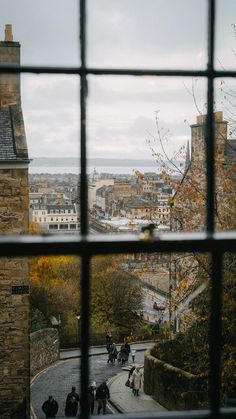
[[49, 224, 58, 230], [59, 224, 69, 230]]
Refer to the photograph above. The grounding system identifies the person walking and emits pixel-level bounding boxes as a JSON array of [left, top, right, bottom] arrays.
[[107, 342, 117, 364], [105, 331, 112, 352], [130, 366, 142, 396], [131, 348, 136, 363], [42, 395, 59, 418], [128, 365, 135, 379], [87, 381, 96, 414], [65, 386, 80, 417], [95, 382, 110, 414], [119, 344, 129, 366], [124, 341, 131, 362]]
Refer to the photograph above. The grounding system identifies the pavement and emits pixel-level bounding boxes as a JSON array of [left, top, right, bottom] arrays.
[[31, 342, 167, 417], [108, 368, 167, 414]]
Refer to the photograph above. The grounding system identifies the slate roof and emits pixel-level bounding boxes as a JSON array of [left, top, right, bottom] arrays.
[[0, 109, 16, 159], [0, 108, 28, 162]]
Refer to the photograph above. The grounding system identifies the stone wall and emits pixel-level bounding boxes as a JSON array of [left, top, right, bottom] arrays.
[[144, 349, 206, 410], [0, 170, 29, 232], [0, 168, 30, 418], [30, 328, 60, 377], [0, 40, 21, 107]]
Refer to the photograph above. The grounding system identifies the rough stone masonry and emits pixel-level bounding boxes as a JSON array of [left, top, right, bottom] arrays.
[[0, 24, 30, 418]]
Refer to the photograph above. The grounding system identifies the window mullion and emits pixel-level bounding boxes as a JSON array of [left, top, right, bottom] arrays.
[[79, 2, 90, 419], [206, 0, 216, 234]]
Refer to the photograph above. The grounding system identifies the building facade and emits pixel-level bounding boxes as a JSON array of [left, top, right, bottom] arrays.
[[30, 203, 79, 233], [0, 25, 30, 418]]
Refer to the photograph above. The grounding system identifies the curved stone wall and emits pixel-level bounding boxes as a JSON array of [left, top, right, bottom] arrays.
[[30, 328, 59, 377], [144, 349, 206, 410]]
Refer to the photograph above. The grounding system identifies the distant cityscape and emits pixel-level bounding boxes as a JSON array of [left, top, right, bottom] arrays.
[[29, 168, 178, 235]]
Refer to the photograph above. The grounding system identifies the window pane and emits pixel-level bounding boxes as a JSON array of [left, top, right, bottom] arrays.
[[87, 75, 207, 234], [30, 255, 81, 417], [87, 0, 208, 70], [0, 0, 80, 66], [90, 253, 210, 413], [215, 0, 236, 70], [21, 74, 81, 236], [214, 79, 236, 232]]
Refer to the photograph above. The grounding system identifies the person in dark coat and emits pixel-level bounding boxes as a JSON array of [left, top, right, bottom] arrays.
[[42, 396, 59, 418], [107, 342, 117, 363], [95, 382, 110, 414], [119, 344, 129, 365], [65, 386, 80, 417], [124, 342, 131, 361], [87, 381, 96, 414]]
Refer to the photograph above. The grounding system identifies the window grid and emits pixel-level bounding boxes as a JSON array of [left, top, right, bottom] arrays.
[[0, 0, 236, 418]]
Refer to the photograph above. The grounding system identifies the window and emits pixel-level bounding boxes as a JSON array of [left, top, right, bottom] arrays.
[[1, 1, 236, 419], [49, 224, 58, 230], [59, 224, 69, 230]]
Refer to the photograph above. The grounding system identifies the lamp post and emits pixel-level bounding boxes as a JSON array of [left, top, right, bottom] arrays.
[[76, 312, 81, 347]]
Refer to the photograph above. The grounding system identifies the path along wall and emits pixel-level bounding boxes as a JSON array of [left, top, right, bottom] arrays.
[[30, 328, 59, 377], [144, 349, 207, 410]]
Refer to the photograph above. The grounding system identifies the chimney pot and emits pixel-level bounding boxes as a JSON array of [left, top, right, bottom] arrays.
[[5, 24, 13, 42]]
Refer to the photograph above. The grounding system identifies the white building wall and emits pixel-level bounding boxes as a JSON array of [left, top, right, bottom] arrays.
[[88, 179, 114, 210]]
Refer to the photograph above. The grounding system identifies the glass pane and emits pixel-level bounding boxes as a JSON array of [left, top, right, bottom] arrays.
[[87, 75, 207, 234], [221, 253, 236, 408], [0, 0, 79, 66], [30, 255, 81, 417], [22, 74, 80, 235], [215, 0, 236, 70], [88, 0, 208, 70], [214, 79, 236, 232], [90, 253, 209, 413]]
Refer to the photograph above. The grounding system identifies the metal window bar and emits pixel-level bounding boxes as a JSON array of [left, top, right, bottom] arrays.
[[0, 0, 235, 418]]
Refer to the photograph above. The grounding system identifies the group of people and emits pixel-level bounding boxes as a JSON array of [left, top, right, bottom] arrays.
[[106, 332, 136, 365], [41, 382, 110, 418], [42, 387, 80, 418]]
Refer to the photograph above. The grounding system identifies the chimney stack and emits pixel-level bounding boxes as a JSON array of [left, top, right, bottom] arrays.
[[0, 24, 20, 107], [4, 24, 13, 42]]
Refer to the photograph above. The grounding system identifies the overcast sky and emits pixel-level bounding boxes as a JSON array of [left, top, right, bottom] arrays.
[[0, 0, 235, 162]]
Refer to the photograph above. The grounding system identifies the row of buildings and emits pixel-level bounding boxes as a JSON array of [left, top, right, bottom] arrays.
[[29, 170, 175, 233]]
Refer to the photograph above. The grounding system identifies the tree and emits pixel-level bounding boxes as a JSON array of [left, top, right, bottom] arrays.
[[29, 255, 81, 346], [145, 82, 236, 405], [90, 256, 143, 335], [30, 254, 144, 346]]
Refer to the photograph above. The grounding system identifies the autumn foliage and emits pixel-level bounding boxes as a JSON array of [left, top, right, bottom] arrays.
[[29, 254, 143, 347]]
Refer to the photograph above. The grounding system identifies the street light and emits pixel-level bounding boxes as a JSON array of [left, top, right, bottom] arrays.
[[76, 312, 81, 347]]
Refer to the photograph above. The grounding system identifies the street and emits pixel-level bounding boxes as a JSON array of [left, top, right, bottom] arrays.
[[31, 344, 149, 418]]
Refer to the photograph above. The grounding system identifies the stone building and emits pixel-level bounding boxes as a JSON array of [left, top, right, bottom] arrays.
[[0, 25, 30, 418], [171, 112, 236, 331], [173, 111, 236, 232]]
